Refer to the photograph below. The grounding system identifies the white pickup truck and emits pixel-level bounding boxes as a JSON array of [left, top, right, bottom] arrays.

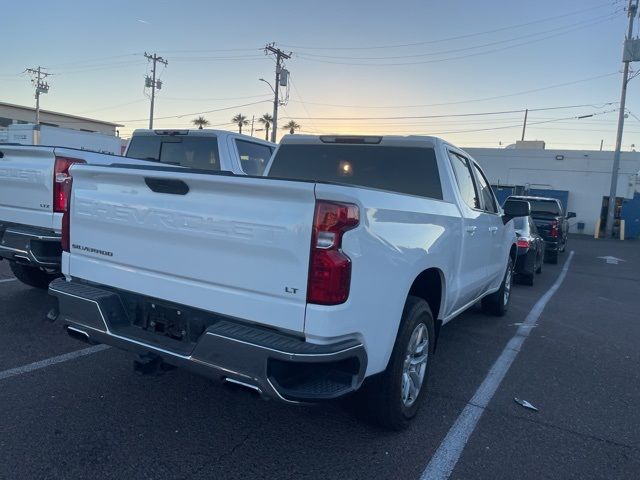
[[49, 135, 529, 429], [0, 129, 274, 288]]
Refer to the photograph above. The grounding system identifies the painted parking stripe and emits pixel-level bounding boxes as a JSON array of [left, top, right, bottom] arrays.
[[421, 251, 575, 480], [0, 344, 110, 381], [0, 278, 17, 283]]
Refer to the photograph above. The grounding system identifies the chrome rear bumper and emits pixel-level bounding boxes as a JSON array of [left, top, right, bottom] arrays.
[[0, 223, 61, 268], [49, 278, 367, 403]]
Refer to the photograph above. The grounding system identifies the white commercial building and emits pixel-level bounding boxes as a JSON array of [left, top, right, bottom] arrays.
[[465, 146, 640, 238], [0, 101, 121, 135]]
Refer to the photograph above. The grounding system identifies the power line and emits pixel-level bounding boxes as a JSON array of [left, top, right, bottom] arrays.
[[287, 72, 619, 110], [296, 14, 618, 66], [420, 109, 618, 135], [114, 99, 272, 123], [280, 1, 623, 51], [46, 53, 143, 68], [281, 103, 617, 121], [297, 13, 621, 61], [160, 93, 272, 102]]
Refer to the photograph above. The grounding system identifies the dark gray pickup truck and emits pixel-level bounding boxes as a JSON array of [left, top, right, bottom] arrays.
[[507, 195, 576, 264]]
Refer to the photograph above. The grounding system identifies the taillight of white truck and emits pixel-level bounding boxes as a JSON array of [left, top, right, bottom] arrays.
[[53, 156, 85, 213], [307, 200, 359, 305], [55, 156, 84, 252]]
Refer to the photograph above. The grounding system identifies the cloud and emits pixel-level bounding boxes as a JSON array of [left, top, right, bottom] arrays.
[[137, 19, 151, 25]]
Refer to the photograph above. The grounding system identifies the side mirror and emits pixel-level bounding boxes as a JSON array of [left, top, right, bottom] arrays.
[[567, 211, 576, 219], [502, 200, 531, 224]]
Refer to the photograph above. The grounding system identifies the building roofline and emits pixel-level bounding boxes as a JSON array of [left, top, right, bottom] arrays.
[[0, 101, 124, 127]]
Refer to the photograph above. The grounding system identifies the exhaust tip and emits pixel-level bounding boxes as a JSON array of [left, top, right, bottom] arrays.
[[65, 325, 91, 344], [222, 377, 263, 396]]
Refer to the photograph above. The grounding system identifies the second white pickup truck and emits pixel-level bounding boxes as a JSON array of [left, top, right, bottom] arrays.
[[49, 134, 529, 429], [0, 129, 274, 288]]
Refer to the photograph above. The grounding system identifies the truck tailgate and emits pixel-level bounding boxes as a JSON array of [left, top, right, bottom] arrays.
[[67, 165, 316, 334], [0, 146, 54, 229], [532, 216, 557, 240]]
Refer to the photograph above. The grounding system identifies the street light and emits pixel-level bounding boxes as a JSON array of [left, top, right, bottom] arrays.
[[259, 78, 275, 94], [259, 77, 279, 142]]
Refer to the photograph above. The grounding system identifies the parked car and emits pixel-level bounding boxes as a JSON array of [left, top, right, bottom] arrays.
[[509, 211, 545, 286], [0, 129, 274, 288], [506, 195, 575, 264], [49, 134, 529, 429]]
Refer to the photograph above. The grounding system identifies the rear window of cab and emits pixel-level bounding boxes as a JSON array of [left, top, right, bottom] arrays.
[[267, 144, 443, 200]]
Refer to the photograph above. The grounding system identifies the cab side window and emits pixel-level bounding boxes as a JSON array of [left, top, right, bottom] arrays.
[[471, 162, 498, 214], [236, 140, 273, 176], [448, 152, 480, 210]]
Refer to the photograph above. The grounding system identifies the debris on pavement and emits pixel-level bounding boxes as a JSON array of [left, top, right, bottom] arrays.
[[514, 398, 539, 411]]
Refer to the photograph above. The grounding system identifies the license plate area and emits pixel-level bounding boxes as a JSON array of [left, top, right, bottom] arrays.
[[144, 302, 188, 341]]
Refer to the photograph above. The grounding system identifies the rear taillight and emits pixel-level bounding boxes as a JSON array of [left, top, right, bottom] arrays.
[[307, 201, 359, 305], [54, 156, 85, 213], [516, 238, 531, 248], [550, 220, 559, 238]]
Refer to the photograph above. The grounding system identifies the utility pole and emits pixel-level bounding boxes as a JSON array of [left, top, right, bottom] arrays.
[[600, 139, 604, 151], [606, 0, 639, 238], [521, 109, 528, 141], [25, 66, 51, 125], [264, 43, 291, 143], [250, 115, 255, 136], [144, 52, 168, 129]]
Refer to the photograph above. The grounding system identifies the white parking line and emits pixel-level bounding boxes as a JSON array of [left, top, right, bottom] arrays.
[[0, 278, 17, 283], [0, 344, 110, 381], [421, 251, 575, 480]]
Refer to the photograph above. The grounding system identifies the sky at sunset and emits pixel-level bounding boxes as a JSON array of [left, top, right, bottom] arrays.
[[1, 0, 638, 149]]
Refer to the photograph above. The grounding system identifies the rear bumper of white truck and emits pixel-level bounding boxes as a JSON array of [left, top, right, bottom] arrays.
[[49, 278, 367, 403], [0, 222, 61, 268]]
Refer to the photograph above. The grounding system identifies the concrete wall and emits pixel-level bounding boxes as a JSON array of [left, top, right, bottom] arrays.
[[464, 147, 640, 236], [0, 103, 117, 135]]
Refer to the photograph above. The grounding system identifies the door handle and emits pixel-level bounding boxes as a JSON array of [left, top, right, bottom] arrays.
[[465, 226, 477, 235], [489, 226, 499, 233]]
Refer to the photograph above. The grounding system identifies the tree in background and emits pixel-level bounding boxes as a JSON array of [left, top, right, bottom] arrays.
[[283, 120, 301, 135], [258, 113, 273, 141], [192, 116, 210, 129], [232, 114, 249, 134]]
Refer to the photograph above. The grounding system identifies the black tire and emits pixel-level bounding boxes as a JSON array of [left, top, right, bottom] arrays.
[[545, 250, 558, 264], [536, 254, 543, 274], [481, 256, 514, 316], [521, 272, 534, 286], [9, 262, 60, 289], [355, 296, 435, 430]]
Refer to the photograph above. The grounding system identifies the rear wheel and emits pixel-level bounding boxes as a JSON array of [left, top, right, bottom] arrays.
[[481, 257, 513, 316], [545, 250, 558, 264], [520, 272, 534, 286], [536, 252, 543, 274], [355, 296, 435, 430], [9, 262, 60, 289]]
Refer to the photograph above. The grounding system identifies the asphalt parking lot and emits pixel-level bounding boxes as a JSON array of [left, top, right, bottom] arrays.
[[1, 235, 639, 480]]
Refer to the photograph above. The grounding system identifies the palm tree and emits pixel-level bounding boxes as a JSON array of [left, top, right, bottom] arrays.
[[192, 116, 210, 130], [282, 120, 301, 135], [258, 113, 273, 141], [232, 114, 249, 134]]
